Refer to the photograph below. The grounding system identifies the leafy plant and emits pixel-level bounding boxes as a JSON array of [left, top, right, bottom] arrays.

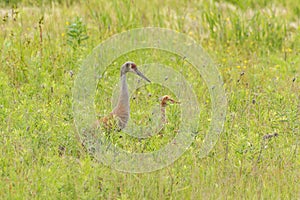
[[66, 17, 89, 49]]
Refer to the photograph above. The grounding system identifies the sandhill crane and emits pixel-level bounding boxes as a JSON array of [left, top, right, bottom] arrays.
[[82, 61, 151, 154], [154, 94, 181, 139], [160, 95, 180, 124], [97, 61, 151, 130], [137, 95, 180, 152]]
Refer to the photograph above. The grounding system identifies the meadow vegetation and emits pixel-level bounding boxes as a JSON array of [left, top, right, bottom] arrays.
[[0, 0, 299, 199]]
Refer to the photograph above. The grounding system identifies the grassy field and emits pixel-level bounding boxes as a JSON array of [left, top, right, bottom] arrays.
[[1, 0, 299, 199]]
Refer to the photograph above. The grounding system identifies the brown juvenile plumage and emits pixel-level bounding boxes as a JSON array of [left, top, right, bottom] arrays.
[[160, 95, 180, 124]]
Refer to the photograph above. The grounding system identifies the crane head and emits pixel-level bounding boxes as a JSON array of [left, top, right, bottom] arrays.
[[160, 95, 180, 107], [121, 61, 151, 82]]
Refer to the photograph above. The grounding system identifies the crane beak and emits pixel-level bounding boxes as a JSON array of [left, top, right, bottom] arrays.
[[168, 98, 180, 104], [134, 68, 151, 83]]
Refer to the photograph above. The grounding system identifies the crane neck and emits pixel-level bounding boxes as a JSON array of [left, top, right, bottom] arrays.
[[119, 74, 129, 104], [161, 104, 167, 124], [111, 73, 130, 129]]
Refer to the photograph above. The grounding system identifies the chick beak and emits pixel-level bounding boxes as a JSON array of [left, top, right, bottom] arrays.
[[168, 98, 180, 104]]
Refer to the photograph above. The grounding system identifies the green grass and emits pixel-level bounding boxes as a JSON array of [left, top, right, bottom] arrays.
[[1, 0, 299, 199]]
